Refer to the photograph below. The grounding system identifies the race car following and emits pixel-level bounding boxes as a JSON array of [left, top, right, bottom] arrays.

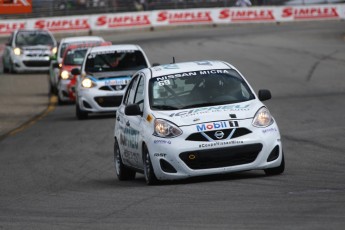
[[2, 29, 57, 73], [57, 41, 111, 104], [49, 36, 105, 93], [74, 44, 150, 119], [114, 60, 284, 185]]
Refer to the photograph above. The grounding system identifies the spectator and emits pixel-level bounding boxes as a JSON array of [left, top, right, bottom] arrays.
[[235, 0, 252, 7]]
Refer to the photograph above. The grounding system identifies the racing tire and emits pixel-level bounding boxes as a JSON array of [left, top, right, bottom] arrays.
[[114, 140, 136, 181], [76, 102, 88, 120], [143, 145, 159, 185], [264, 152, 285, 176], [2, 60, 9, 73]]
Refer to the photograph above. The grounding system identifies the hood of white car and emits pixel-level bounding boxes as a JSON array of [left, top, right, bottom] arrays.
[[152, 100, 263, 126], [90, 70, 135, 79]]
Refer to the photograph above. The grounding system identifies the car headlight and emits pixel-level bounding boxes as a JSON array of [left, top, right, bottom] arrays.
[[81, 78, 95, 88], [154, 119, 182, 138], [252, 107, 274, 127], [51, 47, 57, 54], [60, 70, 70, 80], [13, 47, 21, 56]]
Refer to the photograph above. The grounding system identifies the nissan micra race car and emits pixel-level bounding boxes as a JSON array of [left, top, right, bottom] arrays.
[[74, 44, 150, 119], [2, 29, 57, 73], [114, 60, 284, 185]]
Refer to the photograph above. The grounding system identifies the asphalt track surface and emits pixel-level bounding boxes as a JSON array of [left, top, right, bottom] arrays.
[[0, 21, 345, 229]]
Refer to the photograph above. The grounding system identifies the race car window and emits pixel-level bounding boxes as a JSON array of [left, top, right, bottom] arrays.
[[134, 75, 145, 111], [123, 74, 140, 106], [64, 49, 87, 65], [59, 41, 102, 58], [149, 69, 255, 110], [84, 50, 148, 73]]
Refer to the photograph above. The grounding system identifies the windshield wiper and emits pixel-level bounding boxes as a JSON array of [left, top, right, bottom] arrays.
[[152, 105, 179, 110]]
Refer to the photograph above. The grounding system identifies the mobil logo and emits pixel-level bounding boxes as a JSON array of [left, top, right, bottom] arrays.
[[196, 121, 228, 132]]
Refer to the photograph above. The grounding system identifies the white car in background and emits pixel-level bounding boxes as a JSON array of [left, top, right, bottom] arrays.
[[73, 44, 151, 119], [49, 36, 105, 93], [113, 60, 284, 185], [2, 29, 57, 73]]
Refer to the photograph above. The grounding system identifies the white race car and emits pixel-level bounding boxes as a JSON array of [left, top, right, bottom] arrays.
[[49, 36, 105, 93], [2, 29, 57, 73], [74, 44, 151, 119], [114, 60, 284, 185]]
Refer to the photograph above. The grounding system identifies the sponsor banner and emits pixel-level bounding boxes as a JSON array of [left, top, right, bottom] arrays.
[[214, 7, 277, 23], [27, 16, 90, 32], [0, 0, 32, 14], [152, 8, 214, 26], [91, 12, 152, 30], [0, 19, 26, 35], [278, 4, 343, 21]]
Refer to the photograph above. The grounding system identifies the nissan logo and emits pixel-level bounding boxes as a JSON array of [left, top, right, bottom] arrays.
[[214, 131, 224, 139]]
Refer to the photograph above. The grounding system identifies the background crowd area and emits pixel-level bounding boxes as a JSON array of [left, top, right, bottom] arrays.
[[1, 0, 344, 19]]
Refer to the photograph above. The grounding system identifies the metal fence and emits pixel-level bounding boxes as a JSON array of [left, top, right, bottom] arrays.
[[1, 0, 342, 19]]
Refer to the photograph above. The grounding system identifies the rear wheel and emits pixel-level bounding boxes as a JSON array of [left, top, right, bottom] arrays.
[[114, 140, 136, 180], [76, 102, 88, 120], [143, 145, 159, 185], [264, 152, 285, 175]]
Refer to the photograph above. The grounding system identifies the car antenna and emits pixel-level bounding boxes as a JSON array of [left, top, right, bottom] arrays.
[[172, 57, 175, 64]]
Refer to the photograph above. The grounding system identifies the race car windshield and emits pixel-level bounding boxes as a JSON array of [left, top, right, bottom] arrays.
[[84, 50, 148, 73], [63, 49, 87, 65], [15, 31, 54, 46], [149, 69, 255, 110], [60, 41, 101, 58]]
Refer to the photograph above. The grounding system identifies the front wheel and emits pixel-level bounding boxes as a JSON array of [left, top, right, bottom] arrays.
[[143, 145, 159, 185], [76, 102, 88, 120], [264, 152, 285, 175], [114, 140, 136, 180]]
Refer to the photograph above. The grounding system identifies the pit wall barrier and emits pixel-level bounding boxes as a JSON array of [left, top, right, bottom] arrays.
[[0, 4, 344, 37]]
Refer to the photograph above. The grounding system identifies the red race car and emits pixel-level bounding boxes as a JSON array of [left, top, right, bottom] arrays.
[[57, 41, 112, 104]]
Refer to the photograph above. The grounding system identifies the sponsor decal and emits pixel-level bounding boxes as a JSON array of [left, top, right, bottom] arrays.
[[262, 127, 278, 134], [199, 140, 243, 148], [157, 10, 212, 24], [169, 104, 250, 118], [96, 14, 151, 28], [154, 153, 167, 157], [219, 8, 275, 22], [0, 21, 25, 34], [282, 6, 339, 19], [153, 140, 171, 144], [119, 126, 139, 149], [196, 121, 228, 132], [34, 18, 90, 31], [123, 150, 139, 165]]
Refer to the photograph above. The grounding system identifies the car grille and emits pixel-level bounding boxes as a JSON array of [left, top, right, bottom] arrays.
[[23, 61, 50, 67], [186, 128, 251, 141], [179, 143, 262, 170], [99, 85, 126, 91], [94, 96, 123, 108]]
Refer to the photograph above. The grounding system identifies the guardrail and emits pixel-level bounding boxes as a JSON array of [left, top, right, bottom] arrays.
[[0, 4, 344, 37]]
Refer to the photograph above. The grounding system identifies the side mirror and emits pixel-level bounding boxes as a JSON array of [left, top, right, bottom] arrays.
[[152, 63, 160, 67], [258, 89, 271, 101], [125, 104, 142, 116], [71, 68, 81, 75]]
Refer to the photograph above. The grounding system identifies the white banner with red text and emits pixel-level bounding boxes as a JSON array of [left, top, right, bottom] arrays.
[[0, 4, 344, 37]]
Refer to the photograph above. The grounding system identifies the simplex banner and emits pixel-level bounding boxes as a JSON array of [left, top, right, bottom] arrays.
[[0, 4, 344, 36]]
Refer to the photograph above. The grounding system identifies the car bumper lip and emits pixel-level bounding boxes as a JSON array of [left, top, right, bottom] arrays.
[[12, 56, 51, 72], [146, 124, 282, 180], [77, 87, 125, 112]]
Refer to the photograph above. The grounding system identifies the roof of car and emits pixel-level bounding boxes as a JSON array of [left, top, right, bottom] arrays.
[[60, 36, 104, 43], [149, 60, 234, 78], [88, 44, 142, 53]]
